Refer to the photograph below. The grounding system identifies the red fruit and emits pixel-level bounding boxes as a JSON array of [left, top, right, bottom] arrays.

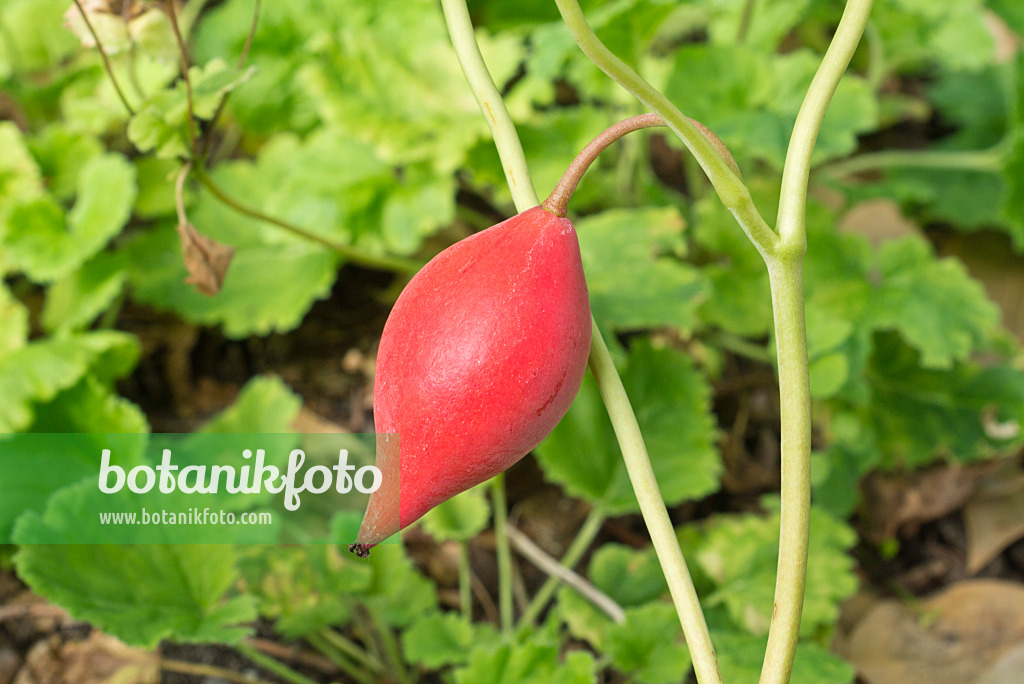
[[351, 206, 591, 554]]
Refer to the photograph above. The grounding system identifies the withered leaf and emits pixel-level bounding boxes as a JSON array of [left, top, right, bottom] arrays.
[[175, 222, 235, 296]]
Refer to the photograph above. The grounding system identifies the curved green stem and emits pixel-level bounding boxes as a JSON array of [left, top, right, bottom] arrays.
[[554, 0, 778, 260], [776, 0, 874, 255], [189, 164, 421, 273], [440, 0, 540, 210], [588, 320, 723, 684]]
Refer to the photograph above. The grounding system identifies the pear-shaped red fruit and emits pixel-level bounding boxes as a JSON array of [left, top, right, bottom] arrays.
[[351, 206, 591, 555]]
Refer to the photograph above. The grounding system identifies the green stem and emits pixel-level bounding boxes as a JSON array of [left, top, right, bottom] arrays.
[[164, 0, 198, 154], [304, 633, 376, 684], [189, 164, 421, 273], [863, 21, 885, 91], [317, 629, 386, 675], [234, 643, 322, 684], [776, 0, 874, 255], [736, 0, 758, 43], [366, 607, 412, 684], [440, 0, 540, 210], [160, 658, 280, 684], [459, 541, 473, 622], [518, 507, 605, 627], [491, 473, 514, 632], [202, 0, 262, 156], [762, 2, 872, 683], [588, 319, 723, 684], [820, 147, 1004, 178], [760, 258, 811, 684], [554, 0, 778, 259], [72, 0, 135, 115]]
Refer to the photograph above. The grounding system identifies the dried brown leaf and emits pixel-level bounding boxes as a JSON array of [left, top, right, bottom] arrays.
[[860, 462, 989, 544], [175, 222, 235, 296], [13, 632, 157, 684], [964, 460, 1024, 573], [841, 580, 1024, 684]]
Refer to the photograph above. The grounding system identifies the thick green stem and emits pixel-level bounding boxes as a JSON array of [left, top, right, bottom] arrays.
[[588, 320, 723, 684], [440, 0, 539, 210], [759, 259, 811, 684], [762, 2, 873, 682], [554, 0, 778, 259], [776, 0, 874, 255], [491, 473, 514, 632]]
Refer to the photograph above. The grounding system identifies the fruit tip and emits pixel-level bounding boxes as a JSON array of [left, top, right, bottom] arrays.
[[348, 542, 373, 558]]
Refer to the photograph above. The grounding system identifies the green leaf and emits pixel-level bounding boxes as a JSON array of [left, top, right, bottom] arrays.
[[240, 545, 372, 639], [0, 331, 139, 432], [713, 631, 855, 684], [863, 332, 1024, 467], [696, 505, 858, 637], [26, 125, 104, 201], [705, 0, 813, 51], [402, 612, 497, 668], [536, 340, 721, 514], [608, 603, 691, 684], [28, 374, 147, 434], [0, 283, 28, 358], [42, 251, 127, 333], [381, 175, 455, 255], [0, 431, 146, 543], [872, 0, 995, 73], [2, 153, 136, 282], [576, 208, 708, 338], [362, 544, 438, 627], [0, 122, 43, 207], [420, 485, 490, 543], [0, 0, 77, 75], [588, 543, 668, 607], [127, 59, 254, 158], [14, 542, 256, 648], [865, 237, 999, 368], [198, 376, 303, 434], [453, 625, 597, 684], [124, 223, 340, 338], [989, 0, 1024, 35]]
